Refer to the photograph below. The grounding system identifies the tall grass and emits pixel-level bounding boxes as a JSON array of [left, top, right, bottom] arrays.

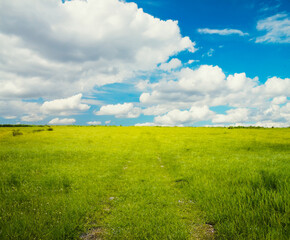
[[0, 126, 289, 239]]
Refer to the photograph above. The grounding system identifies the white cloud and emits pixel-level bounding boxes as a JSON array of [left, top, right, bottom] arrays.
[[256, 13, 290, 43], [95, 103, 141, 118], [154, 106, 214, 126], [0, 94, 91, 122], [105, 120, 111, 124], [178, 65, 226, 92], [138, 64, 290, 126], [264, 77, 290, 96], [48, 118, 76, 125], [141, 65, 226, 106], [159, 58, 182, 71], [41, 94, 90, 116], [139, 65, 289, 110], [236, 121, 289, 128], [205, 48, 214, 57], [0, 0, 195, 100], [135, 122, 157, 126], [21, 114, 44, 122], [136, 80, 150, 91], [181, 66, 221, 92], [262, 102, 290, 122], [226, 73, 258, 92], [272, 96, 287, 105], [143, 105, 174, 116], [87, 121, 101, 125], [139, 65, 227, 107], [212, 108, 249, 123], [280, 103, 290, 120], [0, 100, 41, 119], [187, 59, 199, 64], [256, 121, 289, 127], [198, 28, 248, 36], [3, 116, 17, 120]]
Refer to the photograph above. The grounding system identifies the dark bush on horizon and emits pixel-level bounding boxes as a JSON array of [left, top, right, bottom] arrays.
[[1, 124, 32, 127], [12, 129, 23, 136], [228, 126, 264, 129], [33, 129, 45, 133]]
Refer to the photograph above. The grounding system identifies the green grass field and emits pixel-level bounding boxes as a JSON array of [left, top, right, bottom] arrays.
[[0, 126, 289, 239]]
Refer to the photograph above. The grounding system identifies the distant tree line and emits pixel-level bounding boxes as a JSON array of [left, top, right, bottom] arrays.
[[0, 124, 46, 127]]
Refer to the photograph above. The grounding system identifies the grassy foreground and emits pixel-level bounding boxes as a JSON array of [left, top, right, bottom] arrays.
[[0, 126, 289, 239]]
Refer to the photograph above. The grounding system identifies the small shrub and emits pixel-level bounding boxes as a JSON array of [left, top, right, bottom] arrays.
[[32, 129, 45, 133], [47, 127, 53, 131], [12, 129, 23, 136]]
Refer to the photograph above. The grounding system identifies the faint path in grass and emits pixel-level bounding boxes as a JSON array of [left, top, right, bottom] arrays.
[[88, 129, 214, 239], [158, 155, 215, 240], [80, 227, 104, 240], [79, 142, 139, 239]]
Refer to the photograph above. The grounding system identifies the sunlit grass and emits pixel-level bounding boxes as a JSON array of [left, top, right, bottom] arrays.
[[0, 126, 289, 239]]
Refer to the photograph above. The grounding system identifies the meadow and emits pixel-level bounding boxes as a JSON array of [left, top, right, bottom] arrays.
[[0, 126, 289, 239]]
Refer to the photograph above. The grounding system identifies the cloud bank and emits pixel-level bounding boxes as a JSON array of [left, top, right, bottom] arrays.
[[95, 103, 141, 118], [49, 118, 76, 125], [0, 0, 195, 100], [135, 65, 290, 126]]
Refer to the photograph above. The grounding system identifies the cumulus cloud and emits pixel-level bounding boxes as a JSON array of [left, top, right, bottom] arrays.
[[212, 108, 249, 123], [21, 115, 44, 122], [138, 64, 290, 126], [154, 106, 214, 126], [179, 65, 226, 92], [261, 101, 290, 123], [226, 73, 258, 92], [0, 100, 41, 120], [139, 65, 289, 109], [0, 0, 195, 100], [142, 105, 174, 116], [0, 94, 91, 122], [256, 13, 290, 43], [280, 103, 290, 120], [105, 120, 111, 124], [159, 58, 182, 71], [41, 94, 90, 116], [198, 28, 248, 36], [87, 121, 101, 125], [272, 96, 287, 105], [95, 103, 141, 118], [136, 80, 151, 91], [48, 118, 76, 125], [140, 65, 226, 107], [263, 77, 290, 96]]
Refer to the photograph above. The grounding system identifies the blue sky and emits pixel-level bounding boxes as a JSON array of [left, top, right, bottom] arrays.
[[0, 0, 289, 127], [128, 0, 290, 80]]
